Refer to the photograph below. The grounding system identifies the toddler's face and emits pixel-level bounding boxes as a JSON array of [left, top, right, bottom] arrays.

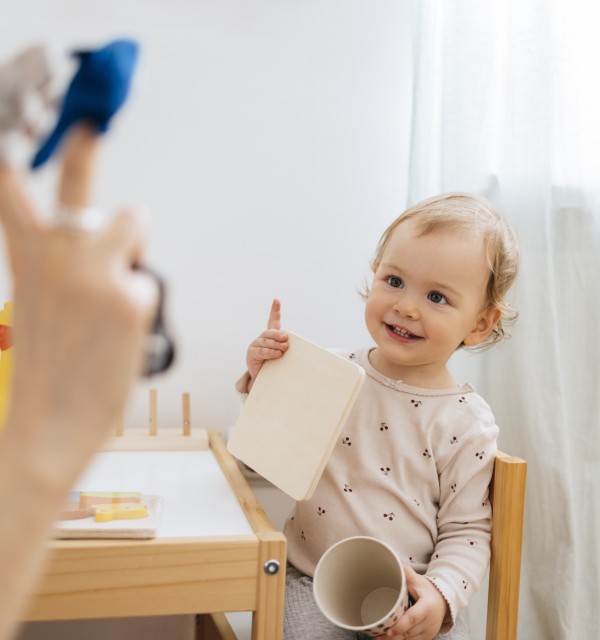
[[364, 219, 497, 387]]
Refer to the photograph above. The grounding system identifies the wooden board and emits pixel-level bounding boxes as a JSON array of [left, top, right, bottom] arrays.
[[227, 331, 365, 501]]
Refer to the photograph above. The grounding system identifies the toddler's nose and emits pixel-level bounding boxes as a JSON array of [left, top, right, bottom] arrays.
[[393, 293, 420, 320]]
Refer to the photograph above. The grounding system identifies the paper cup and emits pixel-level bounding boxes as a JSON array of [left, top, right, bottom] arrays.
[[313, 536, 409, 638]]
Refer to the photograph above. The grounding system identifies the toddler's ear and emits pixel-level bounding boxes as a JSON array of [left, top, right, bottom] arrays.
[[463, 307, 501, 346]]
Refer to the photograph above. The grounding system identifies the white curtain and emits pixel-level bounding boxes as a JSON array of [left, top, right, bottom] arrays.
[[409, 1, 600, 638]]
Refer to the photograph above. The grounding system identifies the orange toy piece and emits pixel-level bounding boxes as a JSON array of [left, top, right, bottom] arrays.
[[79, 491, 141, 506], [0, 324, 12, 351], [59, 502, 94, 520]]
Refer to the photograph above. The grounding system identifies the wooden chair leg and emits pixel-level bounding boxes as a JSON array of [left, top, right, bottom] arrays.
[[486, 452, 527, 640], [196, 613, 239, 640]]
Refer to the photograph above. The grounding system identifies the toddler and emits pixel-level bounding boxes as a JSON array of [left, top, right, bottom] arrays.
[[237, 193, 520, 640]]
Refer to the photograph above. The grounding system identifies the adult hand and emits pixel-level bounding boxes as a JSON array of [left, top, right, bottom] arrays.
[[0, 165, 158, 491]]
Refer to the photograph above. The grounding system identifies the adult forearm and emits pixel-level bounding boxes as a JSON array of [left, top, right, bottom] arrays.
[[0, 429, 72, 640]]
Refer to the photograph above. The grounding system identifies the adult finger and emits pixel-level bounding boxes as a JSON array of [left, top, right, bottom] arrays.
[[0, 166, 40, 242], [100, 206, 148, 267]]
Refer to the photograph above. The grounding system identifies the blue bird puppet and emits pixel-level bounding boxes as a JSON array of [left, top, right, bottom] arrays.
[[31, 38, 139, 168]]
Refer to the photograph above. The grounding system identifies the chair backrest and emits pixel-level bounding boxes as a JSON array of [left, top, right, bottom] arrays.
[[486, 451, 527, 640]]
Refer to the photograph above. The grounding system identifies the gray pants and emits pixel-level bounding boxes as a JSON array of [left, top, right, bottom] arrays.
[[284, 564, 470, 640]]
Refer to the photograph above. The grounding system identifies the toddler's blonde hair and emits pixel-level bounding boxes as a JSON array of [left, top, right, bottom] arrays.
[[362, 192, 520, 350]]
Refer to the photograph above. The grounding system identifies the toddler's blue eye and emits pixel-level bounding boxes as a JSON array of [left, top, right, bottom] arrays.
[[428, 291, 447, 304], [387, 276, 403, 288]]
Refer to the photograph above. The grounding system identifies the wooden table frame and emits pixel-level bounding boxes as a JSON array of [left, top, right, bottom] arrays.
[[22, 431, 286, 640]]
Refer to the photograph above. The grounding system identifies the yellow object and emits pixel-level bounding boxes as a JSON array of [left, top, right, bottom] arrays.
[[94, 502, 148, 522], [0, 302, 14, 432]]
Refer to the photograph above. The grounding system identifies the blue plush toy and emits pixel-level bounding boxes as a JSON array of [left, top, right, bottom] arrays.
[[27, 38, 175, 376], [31, 38, 139, 169]]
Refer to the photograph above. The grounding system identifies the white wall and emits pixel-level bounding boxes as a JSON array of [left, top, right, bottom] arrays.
[[0, 1, 413, 434]]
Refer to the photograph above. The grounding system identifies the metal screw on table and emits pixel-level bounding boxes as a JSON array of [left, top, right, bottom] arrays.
[[264, 560, 280, 575]]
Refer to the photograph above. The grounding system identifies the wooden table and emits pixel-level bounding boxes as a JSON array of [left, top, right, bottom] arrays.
[[22, 430, 286, 640]]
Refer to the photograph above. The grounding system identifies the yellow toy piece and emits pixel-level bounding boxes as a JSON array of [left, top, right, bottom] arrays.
[[94, 502, 148, 522], [0, 302, 14, 432]]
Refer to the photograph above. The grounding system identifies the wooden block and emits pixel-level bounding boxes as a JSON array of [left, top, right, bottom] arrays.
[[227, 331, 365, 501]]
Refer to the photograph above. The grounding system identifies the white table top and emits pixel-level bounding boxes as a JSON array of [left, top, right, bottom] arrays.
[[72, 449, 253, 538]]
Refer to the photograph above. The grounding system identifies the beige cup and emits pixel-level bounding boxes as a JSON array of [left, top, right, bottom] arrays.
[[313, 536, 409, 637]]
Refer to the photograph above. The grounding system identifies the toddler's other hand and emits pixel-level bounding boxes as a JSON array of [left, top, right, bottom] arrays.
[[246, 298, 288, 383], [376, 565, 447, 640]]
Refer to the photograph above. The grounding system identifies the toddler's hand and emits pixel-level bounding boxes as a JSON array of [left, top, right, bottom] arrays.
[[376, 565, 448, 640], [246, 298, 288, 383]]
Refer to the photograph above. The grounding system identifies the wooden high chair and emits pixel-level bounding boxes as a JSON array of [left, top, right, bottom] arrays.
[[486, 451, 527, 640], [202, 449, 528, 640]]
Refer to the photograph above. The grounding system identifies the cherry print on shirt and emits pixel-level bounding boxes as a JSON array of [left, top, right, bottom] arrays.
[[450, 436, 458, 445], [349, 353, 356, 360], [475, 450, 485, 460], [413, 499, 421, 507], [459, 396, 467, 403], [317, 507, 326, 516], [342, 436, 352, 446], [343, 483, 353, 493], [467, 539, 478, 547], [451, 483, 457, 492], [411, 399, 422, 408], [380, 466, 391, 475], [462, 580, 469, 590], [383, 512, 396, 521], [408, 556, 416, 564], [379, 422, 389, 432], [301, 531, 306, 541], [423, 448, 432, 459]]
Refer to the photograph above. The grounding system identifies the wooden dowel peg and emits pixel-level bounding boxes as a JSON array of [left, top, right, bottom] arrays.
[[182, 392, 191, 436], [149, 388, 158, 436]]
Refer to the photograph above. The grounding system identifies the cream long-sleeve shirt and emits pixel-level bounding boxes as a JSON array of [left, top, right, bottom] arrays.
[[236, 347, 498, 626]]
